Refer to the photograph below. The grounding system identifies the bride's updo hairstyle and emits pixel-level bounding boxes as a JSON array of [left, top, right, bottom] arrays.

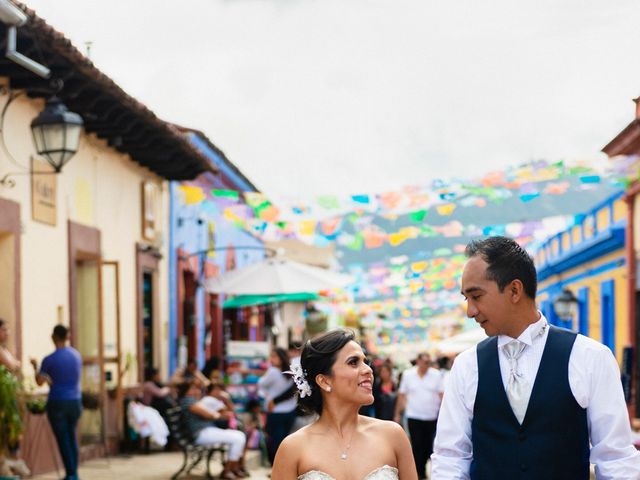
[[298, 329, 356, 415]]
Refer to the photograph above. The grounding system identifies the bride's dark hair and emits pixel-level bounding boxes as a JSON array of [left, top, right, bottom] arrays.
[[298, 329, 356, 415]]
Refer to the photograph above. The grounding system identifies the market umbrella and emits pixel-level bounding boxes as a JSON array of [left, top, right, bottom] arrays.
[[204, 256, 353, 295], [222, 292, 319, 309]]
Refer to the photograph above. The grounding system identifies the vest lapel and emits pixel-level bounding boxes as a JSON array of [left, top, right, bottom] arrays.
[[520, 326, 557, 428]]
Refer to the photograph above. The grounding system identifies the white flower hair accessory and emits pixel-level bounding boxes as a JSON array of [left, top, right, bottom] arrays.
[[286, 363, 312, 398]]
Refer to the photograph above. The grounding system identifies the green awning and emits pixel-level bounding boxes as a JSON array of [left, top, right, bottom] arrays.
[[223, 292, 319, 309]]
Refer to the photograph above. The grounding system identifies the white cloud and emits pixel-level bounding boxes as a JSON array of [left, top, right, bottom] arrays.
[[25, 0, 640, 198]]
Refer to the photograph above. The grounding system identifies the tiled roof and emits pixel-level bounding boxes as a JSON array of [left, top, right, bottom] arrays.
[[0, 1, 216, 179]]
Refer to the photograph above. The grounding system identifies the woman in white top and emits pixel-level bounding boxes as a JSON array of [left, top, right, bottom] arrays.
[[258, 347, 297, 464], [272, 329, 417, 480], [0, 319, 20, 373]]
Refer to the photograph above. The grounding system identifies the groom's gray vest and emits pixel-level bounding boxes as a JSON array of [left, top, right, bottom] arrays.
[[470, 326, 589, 480]]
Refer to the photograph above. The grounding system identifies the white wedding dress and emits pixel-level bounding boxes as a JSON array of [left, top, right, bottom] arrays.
[[298, 465, 399, 480]]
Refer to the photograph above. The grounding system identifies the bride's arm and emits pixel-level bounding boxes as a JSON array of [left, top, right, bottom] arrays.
[[388, 422, 419, 480], [272, 434, 301, 480]]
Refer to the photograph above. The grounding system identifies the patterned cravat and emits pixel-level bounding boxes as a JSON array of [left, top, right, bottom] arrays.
[[503, 340, 530, 424]]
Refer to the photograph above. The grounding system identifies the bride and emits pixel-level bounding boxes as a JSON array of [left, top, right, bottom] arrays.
[[272, 329, 417, 480]]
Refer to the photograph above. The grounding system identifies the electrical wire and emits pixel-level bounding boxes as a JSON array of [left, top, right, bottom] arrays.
[[0, 88, 29, 171]]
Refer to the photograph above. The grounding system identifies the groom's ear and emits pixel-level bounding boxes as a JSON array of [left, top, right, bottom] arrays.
[[315, 374, 332, 392], [509, 279, 524, 303]]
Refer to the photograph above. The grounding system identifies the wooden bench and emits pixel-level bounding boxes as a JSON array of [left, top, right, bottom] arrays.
[[166, 406, 228, 479]]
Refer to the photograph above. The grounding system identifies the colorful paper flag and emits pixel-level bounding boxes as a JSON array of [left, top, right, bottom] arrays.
[[179, 185, 206, 205], [211, 189, 239, 201], [436, 203, 456, 216]]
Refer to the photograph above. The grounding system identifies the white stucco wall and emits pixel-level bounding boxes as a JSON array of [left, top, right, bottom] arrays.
[[0, 91, 168, 387]]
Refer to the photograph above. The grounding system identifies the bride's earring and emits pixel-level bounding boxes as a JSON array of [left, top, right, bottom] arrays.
[[326, 387, 332, 392]]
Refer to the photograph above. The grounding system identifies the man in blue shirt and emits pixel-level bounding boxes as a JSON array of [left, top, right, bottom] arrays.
[[31, 325, 82, 480]]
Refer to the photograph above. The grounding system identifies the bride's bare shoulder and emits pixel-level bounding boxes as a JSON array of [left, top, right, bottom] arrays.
[[361, 416, 405, 437], [279, 423, 320, 452], [273, 426, 317, 478]]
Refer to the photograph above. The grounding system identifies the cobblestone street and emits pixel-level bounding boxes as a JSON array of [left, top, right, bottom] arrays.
[[31, 450, 270, 480]]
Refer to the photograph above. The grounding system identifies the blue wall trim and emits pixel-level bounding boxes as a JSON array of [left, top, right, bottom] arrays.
[[169, 181, 178, 374], [600, 279, 615, 352], [587, 190, 624, 216], [537, 226, 625, 281], [537, 256, 625, 297], [577, 287, 589, 336]]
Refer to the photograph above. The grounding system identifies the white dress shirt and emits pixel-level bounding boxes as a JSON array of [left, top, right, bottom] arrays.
[[432, 314, 640, 480]]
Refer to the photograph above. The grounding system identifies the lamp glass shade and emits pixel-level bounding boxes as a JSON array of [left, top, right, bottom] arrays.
[[30, 97, 83, 172], [554, 299, 572, 320], [553, 289, 578, 321]]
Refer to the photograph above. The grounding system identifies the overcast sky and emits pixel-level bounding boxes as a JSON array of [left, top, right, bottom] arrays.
[[24, 0, 640, 201]]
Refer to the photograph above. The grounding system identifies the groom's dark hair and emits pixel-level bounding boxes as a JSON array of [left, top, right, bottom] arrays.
[[299, 329, 355, 415], [465, 236, 537, 300]]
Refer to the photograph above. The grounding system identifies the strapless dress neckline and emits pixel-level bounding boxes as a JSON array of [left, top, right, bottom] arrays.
[[298, 465, 398, 480]]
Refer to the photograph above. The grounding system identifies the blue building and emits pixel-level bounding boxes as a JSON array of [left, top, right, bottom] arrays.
[[534, 191, 628, 361], [168, 129, 264, 374]]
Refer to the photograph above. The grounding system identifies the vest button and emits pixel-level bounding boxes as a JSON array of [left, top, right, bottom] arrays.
[[521, 463, 529, 471], [518, 432, 526, 441]]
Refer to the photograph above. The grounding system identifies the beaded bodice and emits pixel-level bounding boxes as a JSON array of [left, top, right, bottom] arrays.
[[298, 465, 399, 480]]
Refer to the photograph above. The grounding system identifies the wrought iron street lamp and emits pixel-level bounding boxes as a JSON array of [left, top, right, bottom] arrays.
[[553, 288, 578, 328], [30, 96, 83, 172]]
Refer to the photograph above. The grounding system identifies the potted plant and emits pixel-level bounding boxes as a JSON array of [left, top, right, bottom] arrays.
[[21, 377, 47, 416], [25, 397, 47, 415], [0, 366, 22, 479]]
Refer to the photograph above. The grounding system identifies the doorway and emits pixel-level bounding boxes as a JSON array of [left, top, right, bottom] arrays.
[[68, 221, 114, 453], [635, 292, 640, 415], [206, 293, 222, 361], [182, 270, 198, 361], [0, 198, 20, 359], [136, 244, 160, 381], [75, 259, 103, 445], [0, 232, 17, 353], [142, 271, 154, 373]]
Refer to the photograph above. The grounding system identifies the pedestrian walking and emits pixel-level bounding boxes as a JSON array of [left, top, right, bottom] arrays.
[[269, 341, 318, 433], [432, 236, 640, 479], [394, 353, 444, 479], [257, 347, 296, 464], [373, 362, 397, 421], [30, 325, 82, 480]]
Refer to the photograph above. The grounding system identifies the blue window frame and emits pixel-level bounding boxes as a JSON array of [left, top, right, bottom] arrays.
[[577, 287, 589, 336], [540, 300, 555, 326], [600, 279, 615, 352]]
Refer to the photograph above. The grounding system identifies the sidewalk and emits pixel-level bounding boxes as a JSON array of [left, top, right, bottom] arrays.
[[31, 449, 271, 480], [28, 449, 596, 479]]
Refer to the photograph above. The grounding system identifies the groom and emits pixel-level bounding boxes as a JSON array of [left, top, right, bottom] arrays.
[[431, 236, 640, 479]]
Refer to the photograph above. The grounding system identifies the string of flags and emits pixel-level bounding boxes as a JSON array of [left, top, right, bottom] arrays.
[[177, 156, 638, 339], [178, 158, 631, 250]]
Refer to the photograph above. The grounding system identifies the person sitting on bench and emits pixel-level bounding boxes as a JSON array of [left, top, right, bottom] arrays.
[[177, 380, 247, 479]]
